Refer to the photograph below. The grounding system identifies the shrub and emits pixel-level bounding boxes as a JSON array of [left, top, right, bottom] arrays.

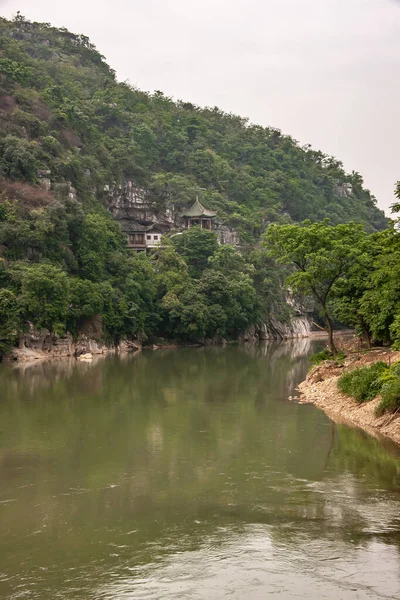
[[376, 380, 400, 416], [338, 362, 388, 403], [0, 58, 35, 85], [310, 348, 333, 365], [390, 361, 400, 378], [0, 135, 40, 182], [41, 135, 62, 156], [309, 348, 346, 366]]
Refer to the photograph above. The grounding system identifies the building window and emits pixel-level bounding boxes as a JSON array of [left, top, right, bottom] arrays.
[[154, 235, 159, 241], [147, 235, 151, 240]]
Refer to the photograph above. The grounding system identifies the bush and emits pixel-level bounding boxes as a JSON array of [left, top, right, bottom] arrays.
[[310, 348, 333, 365], [0, 135, 40, 182], [0, 58, 35, 85], [309, 348, 346, 366], [376, 380, 400, 416], [390, 361, 400, 378], [338, 362, 388, 403]]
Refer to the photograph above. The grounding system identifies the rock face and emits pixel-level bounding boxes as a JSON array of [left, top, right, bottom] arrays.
[[102, 180, 240, 245], [105, 181, 165, 226], [259, 315, 312, 340], [241, 315, 312, 343], [6, 328, 141, 361], [213, 222, 240, 246], [334, 182, 353, 198]]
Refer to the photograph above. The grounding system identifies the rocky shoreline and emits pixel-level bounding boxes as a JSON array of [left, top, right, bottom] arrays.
[[4, 329, 141, 362], [296, 349, 400, 446], [3, 315, 315, 362]]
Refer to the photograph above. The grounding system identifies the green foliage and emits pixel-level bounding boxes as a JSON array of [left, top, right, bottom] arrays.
[[357, 228, 400, 347], [154, 240, 259, 342], [0, 57, 35, 85], [208, 244, 247, 274], [309, 348, 346, 366], [19, 263, 70, 334], [310, 349, 335, 365], [0, 135, 40, 182], [76, 213, 126, 281], [374, 361, 400, 415], [0, 288, 20, 354], [376, 380, 400, 416], [338, 362, 388, 403], [263, 220, 367, 354], [172, 227, 219, 278]]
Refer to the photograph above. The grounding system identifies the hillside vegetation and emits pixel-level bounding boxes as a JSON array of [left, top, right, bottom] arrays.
[[0, 14, 389, 351], [0, 15, 386, 232]]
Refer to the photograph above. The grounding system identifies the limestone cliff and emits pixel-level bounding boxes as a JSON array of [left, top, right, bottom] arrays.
[[101, 180, 240, 244], [241, 315, 312, 342], [6, 328, 141, 362]]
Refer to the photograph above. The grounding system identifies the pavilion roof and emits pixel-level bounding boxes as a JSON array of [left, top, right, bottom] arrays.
[[120, 221, 157, 234], [182, 198, 217, 218]]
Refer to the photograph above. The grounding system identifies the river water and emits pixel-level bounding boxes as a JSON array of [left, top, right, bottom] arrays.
[[0, 341, 400, 600]]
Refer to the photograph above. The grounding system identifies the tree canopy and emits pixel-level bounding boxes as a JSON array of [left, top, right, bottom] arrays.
[[263, 220, 368, 354]]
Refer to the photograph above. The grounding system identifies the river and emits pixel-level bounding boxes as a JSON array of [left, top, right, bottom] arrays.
[[0, 341, 399, 599]]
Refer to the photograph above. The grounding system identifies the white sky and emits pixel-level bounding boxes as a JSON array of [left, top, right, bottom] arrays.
[[1, 0, 400, 214]]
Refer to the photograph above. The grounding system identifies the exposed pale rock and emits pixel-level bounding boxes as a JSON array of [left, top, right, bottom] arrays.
[[334, 182, 353, 198], [5, 328, 141, 362], [118, 340, 142, 353], [242, 315, 312, 343], [78, 352, 93, 361]]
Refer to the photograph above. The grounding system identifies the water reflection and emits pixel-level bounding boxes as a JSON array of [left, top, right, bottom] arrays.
[[0, 342, 399, 599]]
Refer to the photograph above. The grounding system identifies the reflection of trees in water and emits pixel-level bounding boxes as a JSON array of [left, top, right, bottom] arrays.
[[0, 340, 312, 406], [268, 425, 400, 566], [0, 342, 400, 598], [330, 425, 400, 487]]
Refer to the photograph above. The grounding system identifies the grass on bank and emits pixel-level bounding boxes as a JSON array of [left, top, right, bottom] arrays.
[[337, 361, 400, 415]]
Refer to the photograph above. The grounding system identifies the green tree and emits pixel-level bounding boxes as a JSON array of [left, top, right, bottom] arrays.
[[172, 227, 219, 278], [19, 263, 70, 333], [264, 220, 367, 355], [358, 228, 400, 347], [66, 278, 104, 333], [77, 213, 126, 281], [208, 244, 247, 274], [0, 136, 39, 182], [0, 288, 20, 352], [391, 182, 400, 214]]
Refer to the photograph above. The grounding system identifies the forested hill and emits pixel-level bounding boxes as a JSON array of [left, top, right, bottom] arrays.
[[0, 15, 386, 237]]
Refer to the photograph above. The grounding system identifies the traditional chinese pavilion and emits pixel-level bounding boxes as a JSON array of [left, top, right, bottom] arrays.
[[182, 198, 217, 230]]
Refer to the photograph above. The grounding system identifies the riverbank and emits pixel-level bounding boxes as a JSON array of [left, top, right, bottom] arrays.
[[3, 320, 320, 362], [296, 349, 400, 445], [4, 329, 141, 362]]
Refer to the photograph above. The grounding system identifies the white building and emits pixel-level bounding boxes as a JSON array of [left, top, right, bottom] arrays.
[[145, 229, 162, 248], [125, 223, 163, 251]]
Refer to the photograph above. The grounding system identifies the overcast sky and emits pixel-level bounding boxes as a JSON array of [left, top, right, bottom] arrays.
[[1, 0, 399, 214]]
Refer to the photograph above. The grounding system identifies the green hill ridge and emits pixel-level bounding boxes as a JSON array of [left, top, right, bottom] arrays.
[[0, 14, 386, 235]]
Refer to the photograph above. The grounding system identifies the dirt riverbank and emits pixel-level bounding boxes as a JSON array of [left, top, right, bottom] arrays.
[[296, 349, 400, 446]]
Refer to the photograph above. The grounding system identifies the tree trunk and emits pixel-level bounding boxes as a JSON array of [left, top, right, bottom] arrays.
[[360, 317, 372, 349], [323, 308, 337, 357]]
